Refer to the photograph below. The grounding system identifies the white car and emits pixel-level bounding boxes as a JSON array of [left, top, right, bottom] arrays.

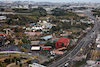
[[65, 63, 69, 67]]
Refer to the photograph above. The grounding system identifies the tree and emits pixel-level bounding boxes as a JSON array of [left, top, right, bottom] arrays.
[[68, 35, 74, 39], [12, 58, 15, 62], [0, 61, 3, 66], [20, 47, 26, 52], [18, 42, 22, 47], [27, 60, 31, 64], [50, 26, 60, 33], [15, 28, 19, 32], [16, 61, 18, 65], [22, 38, 27, 43], [6, 19, 13, 25], [51, 8, 78, 17], [15, 28, 23, 32], [31, 7, 47, 17], [45, 41, 55, 49], [20, 63, 22, 67], [14, 57, 17, 59], [29, 4, 32, 8], [62, 22, 71, 29], [45, 41, 51, 46], [51, 41, 55, 49], [16, 58, 20, 62], [1, 8, 4, 11], [24, 46, 28, 49], [4, 58, 10, 64]]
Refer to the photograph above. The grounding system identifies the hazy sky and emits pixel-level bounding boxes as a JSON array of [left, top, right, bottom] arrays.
[[1, 0, 100, 3]]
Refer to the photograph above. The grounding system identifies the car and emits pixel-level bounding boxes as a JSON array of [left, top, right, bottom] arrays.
[[65, 63, 69, 67]]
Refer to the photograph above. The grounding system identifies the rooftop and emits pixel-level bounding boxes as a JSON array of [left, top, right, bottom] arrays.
[[41, 35, 53, 41], [97, 34, 100, 39], [0, 33, 6, 36], [56, 37, 69, 43], [31, 41, 40, 45]]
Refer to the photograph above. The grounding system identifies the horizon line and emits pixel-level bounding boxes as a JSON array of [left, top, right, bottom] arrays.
[[0, 1, 100, 3]]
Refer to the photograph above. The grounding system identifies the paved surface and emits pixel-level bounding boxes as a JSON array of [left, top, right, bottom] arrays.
[[6, 63, 15, 67], [0, 51, 22, 53], [0, 45, 20, 51], [48, 10, 100, 67]]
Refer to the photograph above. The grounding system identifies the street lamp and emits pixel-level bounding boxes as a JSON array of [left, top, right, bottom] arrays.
[[51, 51, 56, 67]]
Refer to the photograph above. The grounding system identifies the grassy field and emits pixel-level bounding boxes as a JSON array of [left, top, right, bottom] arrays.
[[39, 15, 56, 20], [73, 59, 86, 67]]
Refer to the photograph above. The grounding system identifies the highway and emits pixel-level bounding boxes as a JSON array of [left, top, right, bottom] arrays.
[[48, 10, 100, 67]]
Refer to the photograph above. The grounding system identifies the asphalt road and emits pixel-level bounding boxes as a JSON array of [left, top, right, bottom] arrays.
[[48, 10, 100, 67]]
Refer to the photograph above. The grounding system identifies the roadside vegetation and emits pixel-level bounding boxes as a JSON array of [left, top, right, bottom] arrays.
[[0, 56, 27, 67], [92, 9, 100, 17], [72, 59, 86, 67]]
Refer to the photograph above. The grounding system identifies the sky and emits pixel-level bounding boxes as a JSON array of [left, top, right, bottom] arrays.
[[1, 0, 100, 3]]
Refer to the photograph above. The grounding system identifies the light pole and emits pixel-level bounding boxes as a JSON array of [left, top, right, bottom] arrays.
[[52, 51, 56, 67], [54, 56, 55, 67]]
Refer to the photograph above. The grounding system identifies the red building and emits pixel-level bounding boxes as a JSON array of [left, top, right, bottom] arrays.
[[42, 46, 52, 50], [55, 37, 69, 49]]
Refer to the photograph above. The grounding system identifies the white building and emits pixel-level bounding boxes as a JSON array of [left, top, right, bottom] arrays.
[[31, 26, 44, 30], [29, 63, 46, 67], [31, 46, 40, 51], [97, 44, 100, 48], [61, 19, 70, 22], [0, 16, 7, 20], [23, 5, 29, 9], [80, 19, 94, 24], [96, 34, 100, 44], [26, 27, 31, 31], [31, 6, 38, 8]]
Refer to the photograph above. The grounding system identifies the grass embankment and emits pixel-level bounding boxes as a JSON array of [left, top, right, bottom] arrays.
[[73, 59, 86, 67]]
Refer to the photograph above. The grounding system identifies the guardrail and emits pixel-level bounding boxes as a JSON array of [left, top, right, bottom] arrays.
[[0, 51, 22, 54]]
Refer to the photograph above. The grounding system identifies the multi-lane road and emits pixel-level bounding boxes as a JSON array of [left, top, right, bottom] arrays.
[[48, 10, 100, 67]]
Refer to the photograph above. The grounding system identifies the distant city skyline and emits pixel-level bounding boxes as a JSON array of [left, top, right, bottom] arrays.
[[0, 0, 100, 3]]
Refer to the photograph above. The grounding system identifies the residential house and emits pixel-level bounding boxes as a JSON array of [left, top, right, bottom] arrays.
[[0, 32, 6, 38], [25, 32, 43, 36], [40, 22, 52, 29], [31, 25, 44, 30]]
